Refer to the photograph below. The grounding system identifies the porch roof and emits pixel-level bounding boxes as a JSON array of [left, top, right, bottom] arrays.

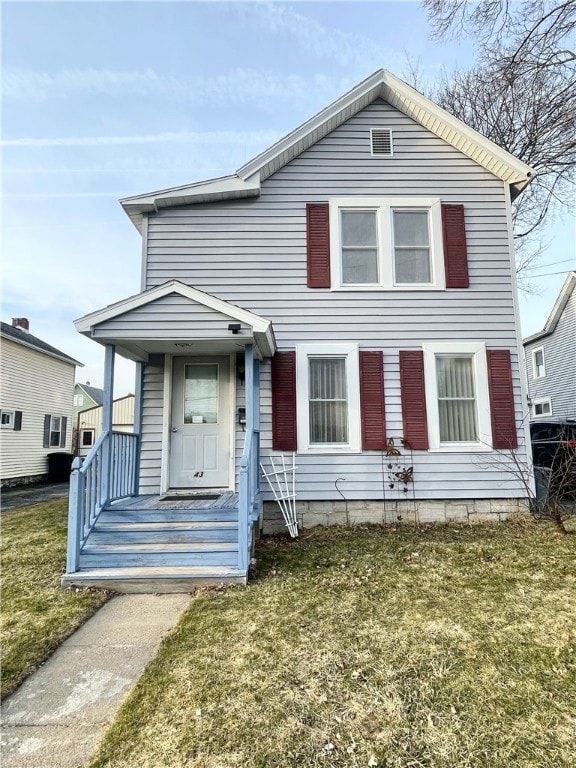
[[75, 281, 276, 362]]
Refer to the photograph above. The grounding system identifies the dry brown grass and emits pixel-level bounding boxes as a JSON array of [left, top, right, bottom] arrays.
[[1, 500, 110, 699], [89, 518, 576, 768]]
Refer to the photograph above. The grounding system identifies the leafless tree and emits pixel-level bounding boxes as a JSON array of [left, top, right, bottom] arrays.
[[422, 1, 576, 286]]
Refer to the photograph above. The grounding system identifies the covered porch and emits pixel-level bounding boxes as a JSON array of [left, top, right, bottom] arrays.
[[63, 281, 275, 591]]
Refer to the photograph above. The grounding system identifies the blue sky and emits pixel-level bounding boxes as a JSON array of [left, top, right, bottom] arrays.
[[2, 0, 574, 395]]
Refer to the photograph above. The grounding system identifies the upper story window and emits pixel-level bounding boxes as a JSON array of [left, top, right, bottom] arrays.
[[329, 197, 444, 291], [1, 410, 15, 429], [73, 394, 84, 406], [532, 347, 546, 379], [533, 398, 552, 417]]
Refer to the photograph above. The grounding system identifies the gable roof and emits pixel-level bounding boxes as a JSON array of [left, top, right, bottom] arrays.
[[75, 382, 104, 406], [1, 321, 82, 367], [523, 271, 576, 346], [75, 280, 276, 358], [120, 68, 535, 232]]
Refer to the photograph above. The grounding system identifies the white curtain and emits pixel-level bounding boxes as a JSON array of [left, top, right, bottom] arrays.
[[436, 356, 478, 442], [309, 357, 348, 443]]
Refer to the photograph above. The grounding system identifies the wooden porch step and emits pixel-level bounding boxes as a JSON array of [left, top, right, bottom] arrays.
[[97, 508, 238, 524], [89, 524, 238, 544], [80, 542, 238, 569], [61, 565, 247, 593]]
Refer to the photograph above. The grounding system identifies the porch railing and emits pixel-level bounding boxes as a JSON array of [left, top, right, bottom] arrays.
[[66, 430, 139, 573], [238, 425, 260, 573]]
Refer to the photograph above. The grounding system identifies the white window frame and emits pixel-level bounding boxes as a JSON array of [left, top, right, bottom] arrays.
[[80, 428, 95, 447], [49, 416, 62, 447], [73, 394, 84, 407], [532, 346, 546, 379], [329, 197, 445, 291], [1, 410, 15, 429], [423, 342, 493, 452], [296, 343, 361, 454], [532, 398, 552, 417]]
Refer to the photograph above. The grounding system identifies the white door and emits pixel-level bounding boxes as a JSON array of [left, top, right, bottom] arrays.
[[169, 356, 231, 489]]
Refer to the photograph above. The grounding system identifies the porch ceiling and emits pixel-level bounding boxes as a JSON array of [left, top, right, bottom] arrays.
[[75, 281, 276, 362]]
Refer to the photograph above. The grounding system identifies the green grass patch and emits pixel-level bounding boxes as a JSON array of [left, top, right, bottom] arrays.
[[88, 518, 576, 768], [1, 499, 111, 699]]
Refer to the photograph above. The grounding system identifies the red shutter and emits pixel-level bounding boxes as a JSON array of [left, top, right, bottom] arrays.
[[306, 203, 330, 288], [359, 351, 386, 450], [272, 351, 297, 451], [442, 203, 469, 288], [399, 350, 429, 450], [487, 349, 518, 449]]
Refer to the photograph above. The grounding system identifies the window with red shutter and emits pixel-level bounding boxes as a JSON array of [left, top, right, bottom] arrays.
[[359, 351, 386, 450], [441, 203, 470, 288], [306, 203, 330, 288], [487, 349, 518, 449], [272, 351, 297, 451], [399, 350, 429, 450]]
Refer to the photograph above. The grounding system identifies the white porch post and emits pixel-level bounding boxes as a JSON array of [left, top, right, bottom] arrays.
[[245, 344, 254, 433], [101, 344, 115, 504]]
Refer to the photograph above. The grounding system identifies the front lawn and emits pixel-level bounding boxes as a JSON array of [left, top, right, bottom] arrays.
[[89, 518, 576, 768], [1, 499, 110, 699]]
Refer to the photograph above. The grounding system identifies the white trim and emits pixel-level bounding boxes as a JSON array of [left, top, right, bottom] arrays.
[[531, 346, 546, 380], [160, 354, 172, 494], [296, 343, 361, 454], [140, 213, 149, 291], [532, 397, 552, 418], [329, 197, 444, 291], [423, 342, 493, 452], [523, 271, 576, 345], [1, 410, 15, 429]]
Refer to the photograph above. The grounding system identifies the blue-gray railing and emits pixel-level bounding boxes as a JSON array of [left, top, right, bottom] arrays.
[[66, 430, 139, 573], [238, 427, 260, 572]]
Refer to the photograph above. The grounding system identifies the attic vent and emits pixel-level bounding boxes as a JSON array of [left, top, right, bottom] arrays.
[[371, 128, 393, 156]]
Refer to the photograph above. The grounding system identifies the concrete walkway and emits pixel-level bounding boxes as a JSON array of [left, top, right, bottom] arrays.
[[1, 593, 192, 768]]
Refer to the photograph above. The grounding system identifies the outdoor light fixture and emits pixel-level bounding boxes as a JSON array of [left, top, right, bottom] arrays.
[[228, 323, 241, 334]]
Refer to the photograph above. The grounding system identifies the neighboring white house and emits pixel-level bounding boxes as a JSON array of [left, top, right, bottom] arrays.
[[77, 394, 135, 456], [65, 69, 536, 590], [0, 318, 82, 486], [523, 271, 576, 420]]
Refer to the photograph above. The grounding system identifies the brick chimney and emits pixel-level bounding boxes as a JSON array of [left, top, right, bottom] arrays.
[[11, 317, 30, 333]]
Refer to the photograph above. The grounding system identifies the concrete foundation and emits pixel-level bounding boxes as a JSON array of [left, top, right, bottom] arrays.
[[262, 498, 528, 534]]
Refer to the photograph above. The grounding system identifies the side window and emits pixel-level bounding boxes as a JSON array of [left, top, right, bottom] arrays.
[[532, 347, 546, 379], [80, 429, 95, 447], [533, 398, 552, 417], [1, 410, 15, 429], [44, 414, 67, 448]]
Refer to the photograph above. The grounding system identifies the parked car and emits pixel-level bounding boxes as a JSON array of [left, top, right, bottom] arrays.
[[530, 419, 576, 501]]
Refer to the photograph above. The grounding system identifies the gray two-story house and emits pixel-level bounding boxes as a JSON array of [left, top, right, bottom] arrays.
[[64, 70, 534, 591], [523, 271, 576, 420]]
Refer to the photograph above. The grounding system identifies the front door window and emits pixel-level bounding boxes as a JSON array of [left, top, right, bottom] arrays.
[[184, 364, 219, 424]]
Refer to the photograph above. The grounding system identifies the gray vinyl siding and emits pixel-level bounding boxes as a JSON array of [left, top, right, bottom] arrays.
[[138, 355, 164, 494], [525, 286, 576, 419], [94, 294, 238, 340], [138, 98, 528, 499]]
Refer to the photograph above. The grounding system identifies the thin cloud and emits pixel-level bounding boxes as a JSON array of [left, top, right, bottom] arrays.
[[241, 2, 400, 72], [1, 130, 280, 148], [3, 66, 349, 107]]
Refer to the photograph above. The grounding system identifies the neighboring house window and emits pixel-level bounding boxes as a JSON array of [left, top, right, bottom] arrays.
[[423, 342, 492, 451], [43, 414, 67, 448], [73, 394, 84, 406], [533, 398, 552, 417], [296, 343, 361, 453], [329, 197, 444, 290], [80, 429, 95, 447], [532, 347, 546, 379], [1, 410, 22, 430]]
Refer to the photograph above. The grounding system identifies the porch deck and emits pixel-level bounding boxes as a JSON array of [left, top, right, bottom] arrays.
[[62, 492, 250, 593]]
